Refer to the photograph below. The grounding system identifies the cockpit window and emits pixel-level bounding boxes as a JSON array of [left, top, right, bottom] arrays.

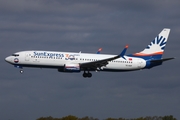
[[12, 54, 19, 57]]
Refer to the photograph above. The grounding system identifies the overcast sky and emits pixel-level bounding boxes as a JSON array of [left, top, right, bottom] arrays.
[[1, 0, 180, 120]]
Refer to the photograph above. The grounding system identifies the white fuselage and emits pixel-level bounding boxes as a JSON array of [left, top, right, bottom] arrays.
[[5, 50, 146, 72]]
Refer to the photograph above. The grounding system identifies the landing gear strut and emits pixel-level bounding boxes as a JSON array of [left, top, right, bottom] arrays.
[[83, 71, 92, 78], [14, 65, 23, 74]]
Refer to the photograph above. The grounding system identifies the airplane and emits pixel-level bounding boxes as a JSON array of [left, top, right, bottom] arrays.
[[5, 28, 174, 78]]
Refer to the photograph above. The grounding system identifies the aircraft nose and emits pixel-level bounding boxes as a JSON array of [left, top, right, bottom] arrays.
[[5, 56, 12, 63]]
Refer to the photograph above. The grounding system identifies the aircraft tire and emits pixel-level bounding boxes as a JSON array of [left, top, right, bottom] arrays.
[[83, 71, 92, 78], [20, 70, 23, 74], [87, 73, 92, 78], [83, 73, 87, 78]]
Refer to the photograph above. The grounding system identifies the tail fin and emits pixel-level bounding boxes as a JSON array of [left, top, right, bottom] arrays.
[[133, 28, 170, 59]]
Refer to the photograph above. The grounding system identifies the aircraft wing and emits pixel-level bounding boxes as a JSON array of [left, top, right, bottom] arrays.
[[80, 46, 128, 70], [97, 48, 102, 54]]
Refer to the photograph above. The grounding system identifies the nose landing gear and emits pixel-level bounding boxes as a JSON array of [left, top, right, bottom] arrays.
[[14, 65, 23, 74]]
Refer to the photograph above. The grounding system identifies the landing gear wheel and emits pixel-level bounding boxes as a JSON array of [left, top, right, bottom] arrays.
[[87, 73, 92, 78], [20, 70, 23, 74], [83, 72, 87, 78], [83, 71, 92, 78]]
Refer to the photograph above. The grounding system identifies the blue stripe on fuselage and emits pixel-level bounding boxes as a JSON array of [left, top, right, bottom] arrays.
[[127, 54, 163, 69]]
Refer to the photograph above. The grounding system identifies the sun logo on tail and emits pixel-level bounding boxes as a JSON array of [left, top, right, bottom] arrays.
[[132, 28, 170, 57], [146, 35, 167, 50]]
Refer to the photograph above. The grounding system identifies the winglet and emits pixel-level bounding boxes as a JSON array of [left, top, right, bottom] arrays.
[[120, 45, 128, 60], [97, 48, 102, 54]]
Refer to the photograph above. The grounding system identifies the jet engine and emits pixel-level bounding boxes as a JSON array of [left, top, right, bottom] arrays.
[[58, 63, 81, 72]]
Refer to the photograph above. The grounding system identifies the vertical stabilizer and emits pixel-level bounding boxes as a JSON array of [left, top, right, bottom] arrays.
[[133, 28, 170, 59]]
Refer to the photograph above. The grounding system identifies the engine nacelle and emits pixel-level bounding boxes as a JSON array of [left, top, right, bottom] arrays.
[[58, 63, 81, 72]]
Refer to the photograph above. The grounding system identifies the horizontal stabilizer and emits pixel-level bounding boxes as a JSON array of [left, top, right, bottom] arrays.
[[150, 57, 175, 63]]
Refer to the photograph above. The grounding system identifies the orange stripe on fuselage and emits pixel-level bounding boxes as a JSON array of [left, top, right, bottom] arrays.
[[133, 51, 163, 56]]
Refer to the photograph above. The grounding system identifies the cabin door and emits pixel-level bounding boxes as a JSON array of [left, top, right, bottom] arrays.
[[25, 53, 30, 61]]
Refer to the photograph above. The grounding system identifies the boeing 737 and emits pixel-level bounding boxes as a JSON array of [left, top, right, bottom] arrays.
[[5, 28, 174, 78]]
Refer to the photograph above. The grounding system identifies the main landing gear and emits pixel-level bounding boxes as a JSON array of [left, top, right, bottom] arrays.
[[83, 71, 92, 78]]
